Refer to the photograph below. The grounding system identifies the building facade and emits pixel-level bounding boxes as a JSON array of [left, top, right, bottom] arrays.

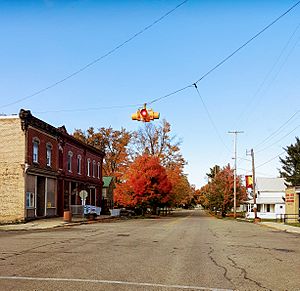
[[0, 109, 104, 223], [285, 186, 300, 223], [246, 177, 286, 220]]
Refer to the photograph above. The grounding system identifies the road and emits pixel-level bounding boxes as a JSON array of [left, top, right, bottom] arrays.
[[0, 209, 299, 291]]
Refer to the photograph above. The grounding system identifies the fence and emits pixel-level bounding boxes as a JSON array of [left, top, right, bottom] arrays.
[[276, 213, 300, 223]]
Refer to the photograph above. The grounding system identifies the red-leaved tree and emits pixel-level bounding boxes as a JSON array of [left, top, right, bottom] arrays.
[[114, 154, 172, 213]]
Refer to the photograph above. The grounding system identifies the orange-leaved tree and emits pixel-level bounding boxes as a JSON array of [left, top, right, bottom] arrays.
[[114, 154, 172, 213], [199, 164, 247, 216]]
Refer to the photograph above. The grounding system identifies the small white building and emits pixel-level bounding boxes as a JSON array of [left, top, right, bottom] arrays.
[[246, 177, 286, 220]]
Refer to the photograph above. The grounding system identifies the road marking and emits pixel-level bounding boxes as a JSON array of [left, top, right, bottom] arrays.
[[0, 276, 233, 291]]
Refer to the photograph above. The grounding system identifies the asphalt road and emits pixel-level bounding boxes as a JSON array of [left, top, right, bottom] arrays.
[[0, 209, 299, 291]]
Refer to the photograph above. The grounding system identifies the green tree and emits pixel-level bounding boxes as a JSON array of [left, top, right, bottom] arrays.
[[279, 137, 300, 186]]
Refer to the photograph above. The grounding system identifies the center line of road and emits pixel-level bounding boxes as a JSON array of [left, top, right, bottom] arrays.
[[0, 276, 233, 291]]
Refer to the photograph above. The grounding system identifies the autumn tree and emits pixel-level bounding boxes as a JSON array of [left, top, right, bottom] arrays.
[[199, 164, 247, 216], [130, 119, 185, 170], [73, 127, 131, 180], [114, 154, 172, 213], [166, 166, 194, 207], [279, 137, 300, 186]]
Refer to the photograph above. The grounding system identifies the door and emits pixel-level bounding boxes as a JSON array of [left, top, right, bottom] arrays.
[[36, 176, 46, 217]]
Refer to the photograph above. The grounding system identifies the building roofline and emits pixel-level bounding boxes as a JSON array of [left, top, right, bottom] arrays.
[[18, 109, 105, 157]]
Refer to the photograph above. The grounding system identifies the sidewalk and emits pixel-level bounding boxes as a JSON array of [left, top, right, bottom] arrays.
[[0, 215, 113, 231], [258, 221, 300, 234]]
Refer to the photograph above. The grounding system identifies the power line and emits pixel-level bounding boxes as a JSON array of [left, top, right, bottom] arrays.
[[34, 104, 143, 114], [256, 151, 285, 168], [147, 0, 300, 105], [256, 124, 300, 153], [0, 0, 189, 109], [12, 0, 300, 114], [193, 84, 231, 152], [235, 21, 300, 129], [254, 110, 300, 150]]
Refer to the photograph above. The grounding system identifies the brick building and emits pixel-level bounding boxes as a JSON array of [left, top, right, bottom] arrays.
[[0, 109, 105, 223]]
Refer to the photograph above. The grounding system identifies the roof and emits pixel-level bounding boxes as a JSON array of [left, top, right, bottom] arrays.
[[256, 177, 286, 192], [103, 176, 114, 188]]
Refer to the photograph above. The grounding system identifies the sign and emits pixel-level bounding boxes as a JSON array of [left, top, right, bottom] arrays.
[[84, 205, 101, 216], [79, 190, 88, 205], [286, 192, 295, 203], [245, 175, 253, 189]]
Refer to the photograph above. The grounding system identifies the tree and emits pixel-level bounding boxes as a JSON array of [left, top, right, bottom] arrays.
[[198, 164, 247, 216], [114, 154, 172, 213], [130, 119, 186, 170], [166, 166, 194, 207], [73, 127, 131, 180], [279, 137, 300, 186]]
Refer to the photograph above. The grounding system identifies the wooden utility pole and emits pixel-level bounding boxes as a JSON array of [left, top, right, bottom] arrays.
[[228, 131, 244, 218], [251, 149, 258, 220]]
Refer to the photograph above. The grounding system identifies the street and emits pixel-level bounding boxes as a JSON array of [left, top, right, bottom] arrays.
[[0, 210, 299, 291]]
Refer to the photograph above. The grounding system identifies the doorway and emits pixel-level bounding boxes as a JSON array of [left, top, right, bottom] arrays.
[[36, 176, 46, 217]]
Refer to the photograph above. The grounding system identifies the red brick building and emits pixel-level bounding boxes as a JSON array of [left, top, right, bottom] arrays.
[[0, 109, 104, 223]]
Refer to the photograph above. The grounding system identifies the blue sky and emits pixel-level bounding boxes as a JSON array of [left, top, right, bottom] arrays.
[[1, 0, 300, 188]]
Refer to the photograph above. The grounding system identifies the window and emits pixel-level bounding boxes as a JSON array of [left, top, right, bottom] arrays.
[[26, 192, 34, 208], [97, 162, 100, 179], [67, 151, 73, 172], [92, 160, 96, 177], [87, 159, 91, 176], [33, 139, 39, 163], [77, 155, 82, 174], [266, 204, 270, 212], [102, 188, 107, 198], [46, 143, 52, 167]]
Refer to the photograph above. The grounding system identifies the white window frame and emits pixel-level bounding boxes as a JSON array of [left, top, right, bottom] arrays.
[[97, 162, 100, 179], [67, 151, 73, 172], [87, 158, 91, 176], [77, 155, 82, 174], [92, 160, 96, 177], [46, 143, 52, 167], [33, 139, 39, 163]]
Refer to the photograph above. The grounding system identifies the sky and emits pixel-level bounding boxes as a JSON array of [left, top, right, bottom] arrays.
[[1, 0, 300, 188]]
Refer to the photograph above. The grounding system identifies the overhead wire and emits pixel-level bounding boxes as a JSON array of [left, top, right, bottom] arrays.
[[256, 151, 285, 169], [235, 21, 300, 129], [256, 124, 300, 154], [0, 0, 189, 109], [254, 110, 300, 150]]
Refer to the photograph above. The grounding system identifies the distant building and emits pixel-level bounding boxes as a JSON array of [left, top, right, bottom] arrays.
[[102, 176, 115, 210], [246, 177, 286, 220], [0, 109, 104, 223]]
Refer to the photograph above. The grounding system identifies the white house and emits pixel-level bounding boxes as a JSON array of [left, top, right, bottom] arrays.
[[246, 177, 286, 220]]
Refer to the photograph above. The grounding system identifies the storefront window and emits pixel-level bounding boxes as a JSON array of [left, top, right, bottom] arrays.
[[26, 192, 34, 208]]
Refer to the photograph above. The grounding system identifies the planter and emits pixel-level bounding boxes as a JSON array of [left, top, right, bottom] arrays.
[[63, 210, 72, 222]]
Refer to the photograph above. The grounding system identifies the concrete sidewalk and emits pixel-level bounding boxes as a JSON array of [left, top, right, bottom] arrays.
[[258, 221, 300, 234], [0, 215, 113, 231]]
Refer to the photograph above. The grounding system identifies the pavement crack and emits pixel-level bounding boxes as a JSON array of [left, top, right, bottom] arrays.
[[208, 247, 232, 285], [227, 256, 272, 291]]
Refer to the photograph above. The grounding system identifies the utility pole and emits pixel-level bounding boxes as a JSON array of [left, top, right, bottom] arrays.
[[247, 149, 258, 220], [228, 131, 244, 218]]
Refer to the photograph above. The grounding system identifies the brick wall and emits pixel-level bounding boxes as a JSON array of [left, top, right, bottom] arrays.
[[0, 116, 25, 223]]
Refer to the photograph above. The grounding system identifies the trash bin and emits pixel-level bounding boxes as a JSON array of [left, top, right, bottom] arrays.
[[63, 210, 72, 222]]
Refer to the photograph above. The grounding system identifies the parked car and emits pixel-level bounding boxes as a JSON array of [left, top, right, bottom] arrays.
[[120, 208, 135, 217]]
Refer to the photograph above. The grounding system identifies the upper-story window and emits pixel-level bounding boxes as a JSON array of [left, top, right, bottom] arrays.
[[67, 151, 73, 172], [77, 155, 82, 174], [46, 143, 52, 167], [32, 138, 40, 163], [92, 160, 96, 177], [87, 158, 91, 176], [97, 162, 100, 179]]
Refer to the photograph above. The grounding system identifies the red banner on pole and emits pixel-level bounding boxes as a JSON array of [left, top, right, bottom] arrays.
[[245, 175, 253, 189]]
